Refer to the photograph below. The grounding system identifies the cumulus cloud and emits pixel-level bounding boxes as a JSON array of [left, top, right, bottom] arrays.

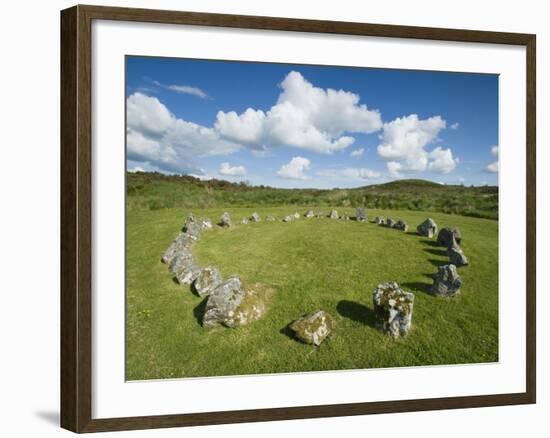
[[450, 122, 460, 130], [377, 114, 458, 176], [219, 162, 246, 177], [485, 145, 499, 173], [153, 80, 208, 99], [428, 147, 459, 173], [126, 92, 241, 174], [341, 167, 381, 180], [215, 71, 382, 154], [277, 156, 312, 180], [350, 148, 365, 157], [387, 161, 404, 178]]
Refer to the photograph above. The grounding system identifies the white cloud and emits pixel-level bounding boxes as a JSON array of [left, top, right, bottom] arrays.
[[219, 162, 246, 177], [387, 161, 404, 178], [458, 177, 465, 184], [377, 114, 458, 175], [126, 92, 241, 174], [215, 71, 382, 154], [485, 145, 499, 173], [350, 148, 365, 157], [341, 167, 381, 180], [428, 147, 459, 173], [450, 122, 460, 130], [277, 156, 312, 180], [129, 165, 145, 173], [153, 80, 208, 99]]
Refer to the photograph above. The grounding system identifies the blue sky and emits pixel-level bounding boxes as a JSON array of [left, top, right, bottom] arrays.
[[126, 56, 499, 188]]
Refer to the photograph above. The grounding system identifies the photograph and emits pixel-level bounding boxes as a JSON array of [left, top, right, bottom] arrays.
[[125, 56, 499, 381]]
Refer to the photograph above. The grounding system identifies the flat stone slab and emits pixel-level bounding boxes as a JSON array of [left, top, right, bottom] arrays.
[[373, 282, 414, 339], [289, 310, 334, 346]]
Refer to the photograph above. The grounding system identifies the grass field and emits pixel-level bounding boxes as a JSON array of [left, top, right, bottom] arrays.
[[126, 206, 498, 380]]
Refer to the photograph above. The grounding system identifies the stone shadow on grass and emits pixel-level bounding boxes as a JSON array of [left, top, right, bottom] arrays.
[[336, 300, 376, 328], [420, 239, 440, 247], [423, 248, 448, 257], [428, 258, 446, 267], [279, 323, 305, 344], [193, 298, 208, 327], [401, 281, 433, 295]]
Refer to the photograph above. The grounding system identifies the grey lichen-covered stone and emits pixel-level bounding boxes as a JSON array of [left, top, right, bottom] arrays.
[[161, 233, 193, 264], [182, 218, 201, 240], [170, 252, 201, 285], [340, 214, 350, 220], [193, 266, 223, 297], [430, 264, 462, 297], [356, 208, 367, 222], [202, 277, 266, 328], [373, 282, 414, 339], [240, 218, 249, 225], [386, 218, 395, 228], [289, 310, 334, 346], [266, 215, 276, 221], [250, 212, 261, 222], [417, 218, 438, 238], [393, 219, 408, 232], [199, 218, 213, 230], [437, 227, 462, 247], [374, 216, 385, 225], [304, 210, 315, 218], [293, 212, 300, 219], [283, 215, 294, 222], [220, 212, 232, 228], [447, 236, 469, 266], [329, 209, 339, 219]]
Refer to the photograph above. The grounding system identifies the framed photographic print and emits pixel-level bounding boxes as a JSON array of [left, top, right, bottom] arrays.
[[60, 4, 536, 433]]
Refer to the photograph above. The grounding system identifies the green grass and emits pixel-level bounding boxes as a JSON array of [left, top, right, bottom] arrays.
[[126, 206, 498, 380]]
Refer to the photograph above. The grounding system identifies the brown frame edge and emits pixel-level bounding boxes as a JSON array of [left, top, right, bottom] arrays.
[[60, 4, 536, 433]]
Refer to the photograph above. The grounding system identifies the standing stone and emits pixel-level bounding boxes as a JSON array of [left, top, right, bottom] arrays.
[[447, 236, 469, 266], [386, 218, 395, 228], [316, 212, 325, 219], [250, 212, 261, 222], [304, 210, 315, 218], [437, 227, 462, 247], [220, 212, 232, 228], [373, 282, 414, 339], [161, 233, 193, 264], [374, 216, 385, 225], [202, 277, 266, 328], [329, 209, 339, 219], [356, 208, 367, 222], [193, 266, 223, 297], [340, 214, 350, 220], [293, 212, 301, 219], [283, 215, 294, 222], [240, 218, 249, 225], [430, 264, 462, 297], [289, 310, 334, 346], [266, 215, 276, 222], [394, 219, 408, 232], [417, 218, 438, 238]]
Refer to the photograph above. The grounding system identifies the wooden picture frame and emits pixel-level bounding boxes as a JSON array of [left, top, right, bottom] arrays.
[[60, 4, 536, 433]]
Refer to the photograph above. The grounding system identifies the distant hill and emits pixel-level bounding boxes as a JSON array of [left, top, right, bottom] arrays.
[[127, 171, 498, 219]]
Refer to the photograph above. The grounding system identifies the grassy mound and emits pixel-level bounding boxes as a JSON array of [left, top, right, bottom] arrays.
[[126, 207, 498, 380], [127, 172, 499, 220]]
